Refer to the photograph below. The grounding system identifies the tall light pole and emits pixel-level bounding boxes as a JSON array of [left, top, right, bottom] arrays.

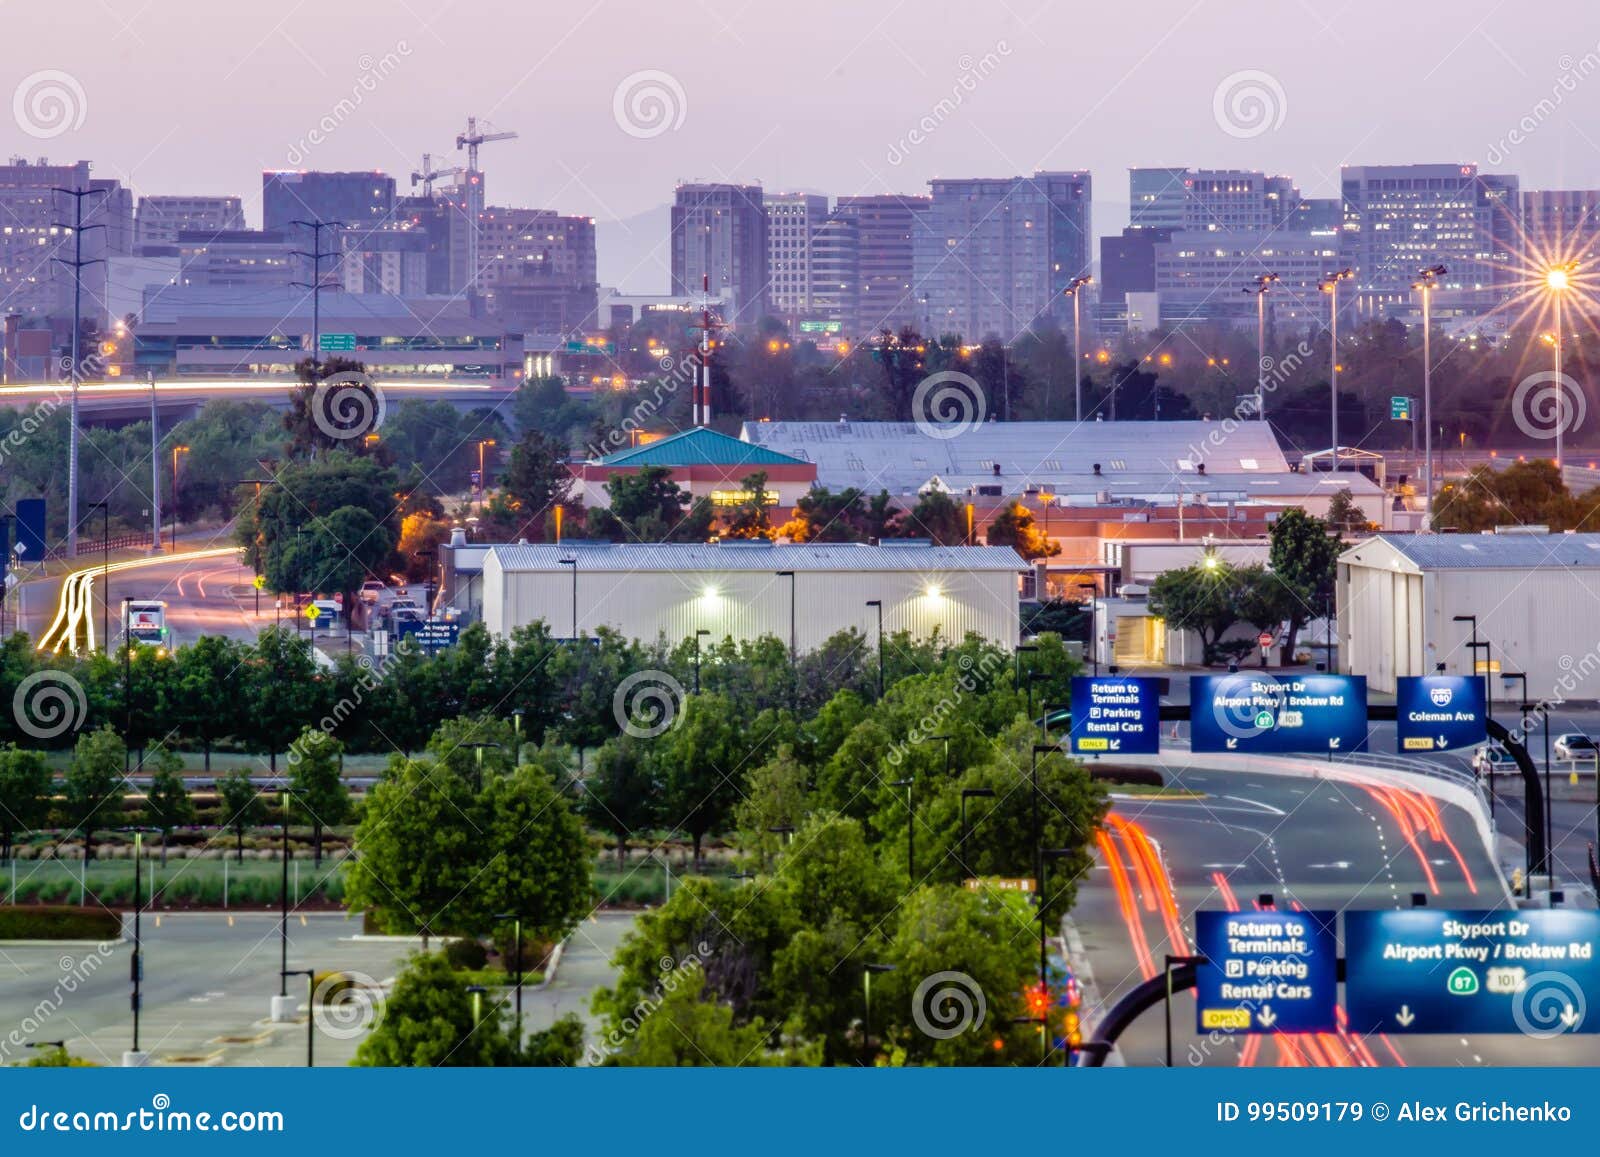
[[1241, 273, 1278, 421], [1413, 265, 1446, 529], [889, 777, 914, 886], [53, 184, 109, 559], [169, 446, 189, 550], [1319, 268, 1353, 470], [1064, 275, 1091, 421], [865, 599, 884, 698], [1547, 262, 1578, 474], [476, 439, 497, 509]]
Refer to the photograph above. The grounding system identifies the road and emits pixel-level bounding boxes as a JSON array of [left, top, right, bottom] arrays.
[[0, 911, 635, 1067], [1072, 762, 1600, 1068]]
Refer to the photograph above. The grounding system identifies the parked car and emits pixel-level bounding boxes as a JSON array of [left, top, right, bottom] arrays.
[[1471, 744, 1516, 775], [1553, 733, 1598, 763], [360, 580, 385, 604]]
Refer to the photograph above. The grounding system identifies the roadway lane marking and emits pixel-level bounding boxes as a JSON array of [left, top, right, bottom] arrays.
[[1219, 794, 1286, 815]]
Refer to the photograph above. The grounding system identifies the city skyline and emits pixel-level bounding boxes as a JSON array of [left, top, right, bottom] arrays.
[[15, 0, 1600, 289]]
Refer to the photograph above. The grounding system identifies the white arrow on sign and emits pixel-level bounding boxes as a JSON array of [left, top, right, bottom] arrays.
[[1226, 737, 1239, 750], [1329, 737, 1342, 750], [1109, 739, 1122, 751], [1560, 1004, 1581, 1029], [1437, 735, 1449, 749], [1395, 1005, 1415, 1027], [1257, 1005, 1277, 1028]]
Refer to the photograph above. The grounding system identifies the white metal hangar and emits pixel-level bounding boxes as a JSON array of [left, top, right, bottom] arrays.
[[480, 541, 1028, 651], [1338, 532, 1600, 699]]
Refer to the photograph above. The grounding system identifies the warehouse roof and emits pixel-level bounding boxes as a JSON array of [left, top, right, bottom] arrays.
[[1343, 532, 1600, 569], [592, 427, 808, 468], [484, 542, 1028, 573], [739, 420, 1289, 493]]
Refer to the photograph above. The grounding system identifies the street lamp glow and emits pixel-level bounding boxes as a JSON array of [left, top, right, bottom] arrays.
[[1546, 266, 1570, 292]]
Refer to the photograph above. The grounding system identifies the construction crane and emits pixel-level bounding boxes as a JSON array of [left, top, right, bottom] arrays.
[[454, 117, 518, 292], [409, 152, 463, 198]]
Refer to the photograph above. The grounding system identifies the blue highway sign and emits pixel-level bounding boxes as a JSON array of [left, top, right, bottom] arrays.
[[1067, 676, 1161, 755], [1190, 674, 1368, 754], [1345, 909, 1600, 1035], [1395, 675, 1486, 753], [1195, 909, 1338, 1033]]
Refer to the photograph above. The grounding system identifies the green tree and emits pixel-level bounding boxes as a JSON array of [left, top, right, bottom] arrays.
[[1148, 560, 1239, 666], [985, 500, 1060, 559], [352, 952, 521, 1067], [1230, 564, 1299, 665], [468, 763, 593, 944], [502, 428, 575, 542], [274, 505, 396, 615], [218, 769, 265, 862], [583, 736, 660, 866], [1268, 508, 1340, 659], [733, 744, 811, 864], [61, 726, 126, 863], [657, 692, 748, 869], [900, 489, 967, 544], [602, 970, 812, 1066], [288, 727, 350, 867], [141, 746, 194, 867], [778, 486, 870, 543], [1325, 488, 1371, 534], [0, 746, 50, 861], [721, 470, 777, 540], [589, 465, 713, 542], [282, 356, 382, 459], [170, 635, 245, 771], [244, 629, 325, 773]]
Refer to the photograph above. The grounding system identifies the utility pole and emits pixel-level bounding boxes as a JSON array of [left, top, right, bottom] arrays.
[[52, 185, 108, 559], [290, 220, 342, 370]]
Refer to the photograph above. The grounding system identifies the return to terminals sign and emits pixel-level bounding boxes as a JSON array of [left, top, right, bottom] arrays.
[[1190, 674, 1368, 754], [1395, 675, 1487, 753], [1194, 910, 1338, 1033], [1067, 676, 1161, 755]]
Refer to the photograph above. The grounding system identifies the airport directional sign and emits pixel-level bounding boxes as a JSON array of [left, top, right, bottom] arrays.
[[1067, 676, 1161, 755], [1190, 674, 1368, 754], [1195, 909, 1338, 1033], [1344, 909, 1600, 1035], [319, 332, 356, 352], [1395, 675, 1486, 753]]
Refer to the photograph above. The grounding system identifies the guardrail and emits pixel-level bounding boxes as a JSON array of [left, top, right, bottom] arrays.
[[45, 533, 155, 560]]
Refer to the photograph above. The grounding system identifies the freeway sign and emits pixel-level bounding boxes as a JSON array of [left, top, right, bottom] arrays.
[[1067, 676, 1161, 755], [1345, 909, 1600, 1035], [319, 332, 357, 352], [1195, 910, 1337, 1033], [1190, 674, 1368, 754], [1391, 395, 1412, 420], [395, 618, 460, 652], [1395, 675, 1486, 753]]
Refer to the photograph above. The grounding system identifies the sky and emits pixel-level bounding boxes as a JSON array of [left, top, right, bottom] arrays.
[[15, 0, 1600, 290]]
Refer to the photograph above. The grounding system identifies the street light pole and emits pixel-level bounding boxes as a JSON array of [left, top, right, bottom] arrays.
[[960, 787, 995, 876], [1319, 269, 1352, 469], [865, 599, 884, 698], [777, 570, 796, 709], [1412, 265, 1446, 529], [1241, 273, 1278, 421], [693, 628, 710, 694], [1163, 954, 1207, 1067], [1064, 275, 1091, 421], [889, 778, 914, 886], [1077, 583, 1098, 675], [1546, 263, 1577, 474], [280, 969, 315, 1066], [862, 963, 896, 1061], [494, 913, 524, 1052]]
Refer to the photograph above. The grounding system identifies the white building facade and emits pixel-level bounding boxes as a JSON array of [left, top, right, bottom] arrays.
[[481, 542, 1026, 651]]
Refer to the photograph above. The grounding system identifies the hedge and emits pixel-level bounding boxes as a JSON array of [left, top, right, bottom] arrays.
[[0, 905, 122, 941]]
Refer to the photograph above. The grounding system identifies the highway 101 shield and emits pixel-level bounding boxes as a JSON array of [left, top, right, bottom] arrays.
[[1194, 910, 1338, 1033], [1189, 674, 1368, 754]]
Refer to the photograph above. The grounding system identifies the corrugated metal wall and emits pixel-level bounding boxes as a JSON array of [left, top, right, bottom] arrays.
[[1341, 555, 1423, 693], [1435, 569, 1600, 701], [485, 564, 1019, 651]]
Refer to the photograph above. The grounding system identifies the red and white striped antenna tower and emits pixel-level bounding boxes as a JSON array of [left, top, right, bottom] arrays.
[[688, 273, 727, 426]]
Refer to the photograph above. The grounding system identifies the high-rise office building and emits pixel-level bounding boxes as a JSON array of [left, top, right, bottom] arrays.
[[834, 193, 931, 336], [176, 230, 296, 291], [764, 192, 858, 335], [0, 157, 132, 324], [477, 207, 598, 335], [263, 170, 396, 283], [1339, 163, 1520, 311], [912, 171, 1090, 341], [1129, 167, 1188, 230], [1128, 168, 1300, 233], [670, 183, 770, 326], [135, 195, 244, 246]]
